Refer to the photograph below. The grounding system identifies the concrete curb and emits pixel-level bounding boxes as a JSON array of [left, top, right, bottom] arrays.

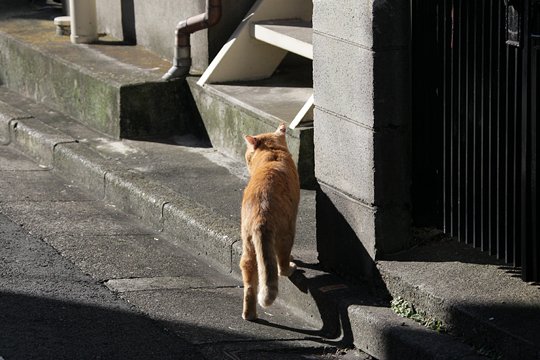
[[8, 115, 241, 275], [0, 99, 33, 145], [378, 259, 540, 360], [0, 103, 486, 360], [348, 305, 485, 360]]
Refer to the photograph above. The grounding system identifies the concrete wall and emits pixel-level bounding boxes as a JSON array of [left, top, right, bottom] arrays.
[[312, 0, 411, 279], [95, 0, 256, 74]]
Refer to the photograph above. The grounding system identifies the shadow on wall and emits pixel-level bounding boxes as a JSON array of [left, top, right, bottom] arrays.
[[315, 187, 379, 282], [120, 0, 136, 44]]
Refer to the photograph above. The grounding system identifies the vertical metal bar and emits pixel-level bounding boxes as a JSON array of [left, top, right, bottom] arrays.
[[532, 45, 538, 280], [496, 0, 506, 259], [466, 0, 473, 244], [484, 0, 500, 255], [512, 47, 521, 266], [481, 0, 490, 252], [452, 0, 458, 238], [477, 0, 485, 250], [499, 41, 508, 262], [458, 0, 467, 243], [480, 0, 485, 250], [532, 5, 536, 281], [504, 45, 512, 264], [464, 0, 469, 244], [451, 0, 459, 238], [472, 0, 481, 248], [521, 0, 530, 280], [443, 0, 451, 235], [521, 0, 538, 281], [507, 1, 516, 268]]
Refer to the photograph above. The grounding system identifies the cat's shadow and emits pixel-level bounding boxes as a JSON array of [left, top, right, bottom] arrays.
[[253, 261, 376, 347], [252, 317, 350, 347]]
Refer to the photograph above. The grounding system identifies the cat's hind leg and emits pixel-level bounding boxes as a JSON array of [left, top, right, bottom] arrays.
[[240, 238, 258, 320], [277, 236, 297, 277]]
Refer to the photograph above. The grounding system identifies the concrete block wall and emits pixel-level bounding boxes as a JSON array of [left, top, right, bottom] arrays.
[[312, 0, 411, 279], [95, 0, 256, 74]]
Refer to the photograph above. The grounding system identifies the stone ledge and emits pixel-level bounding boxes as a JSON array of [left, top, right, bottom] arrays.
[[0, 10, 192, 139]]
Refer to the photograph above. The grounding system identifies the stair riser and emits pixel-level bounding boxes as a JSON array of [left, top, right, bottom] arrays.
[[188, 77, 315, 188]]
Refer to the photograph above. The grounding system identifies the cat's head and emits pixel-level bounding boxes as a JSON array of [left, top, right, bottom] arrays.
[[244, 123, 288, 166]]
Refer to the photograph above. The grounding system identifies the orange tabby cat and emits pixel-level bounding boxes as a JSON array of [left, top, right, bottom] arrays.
[[240, 123, 300, 321]]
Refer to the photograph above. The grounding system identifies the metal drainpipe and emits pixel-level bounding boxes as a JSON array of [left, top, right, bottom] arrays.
[[162, 0, 222, 80]]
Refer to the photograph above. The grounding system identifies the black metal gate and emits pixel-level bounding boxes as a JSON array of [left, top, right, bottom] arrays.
[[412, 0, 539, 282]]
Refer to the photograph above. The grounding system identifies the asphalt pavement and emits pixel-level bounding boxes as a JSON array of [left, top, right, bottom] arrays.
[[0, 143, 369, 359]]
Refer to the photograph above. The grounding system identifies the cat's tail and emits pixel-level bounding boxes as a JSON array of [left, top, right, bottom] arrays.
[[253, 226, 278, 307]]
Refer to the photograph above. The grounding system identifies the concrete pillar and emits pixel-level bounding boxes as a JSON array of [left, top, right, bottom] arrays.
[[312, 0, 411, 279]]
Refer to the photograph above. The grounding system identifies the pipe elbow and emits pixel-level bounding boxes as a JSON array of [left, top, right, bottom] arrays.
[[162, 65, 190, 81], [175, 20, 189, 35], [165, 0, 222, 80]]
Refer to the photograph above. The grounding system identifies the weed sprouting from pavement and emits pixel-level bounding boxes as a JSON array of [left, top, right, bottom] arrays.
[[390, 296, 446, 333]]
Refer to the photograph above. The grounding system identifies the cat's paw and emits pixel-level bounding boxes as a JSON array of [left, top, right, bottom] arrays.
[[242, 310, 257, 321], [279, 262, 297, 277]]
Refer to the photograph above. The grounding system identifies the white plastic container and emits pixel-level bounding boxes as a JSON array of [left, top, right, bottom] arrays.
[[69, 0, 97, 44]]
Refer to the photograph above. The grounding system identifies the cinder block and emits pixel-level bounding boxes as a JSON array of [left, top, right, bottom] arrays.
[[313, 33, 375, 128], [313, 0, 410, 51], [314, 108, 375, 205], [316, 182, 378, 277], [313, 35, 410, 130], [313, 0, 373, 49], [316, 175, 410, 281]]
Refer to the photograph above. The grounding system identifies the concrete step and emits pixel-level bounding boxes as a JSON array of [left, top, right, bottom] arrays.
[[194, 0, 314, 163], [0, 7, 193, 139], [187, 63, 315, 188], [0, 86, 488, 360], [0, 7, 314, 185], [378, 235, 540, 360], [252, 19, 313, 60]]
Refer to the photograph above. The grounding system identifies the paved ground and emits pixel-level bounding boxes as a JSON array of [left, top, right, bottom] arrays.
[[0, 145, 370, 359]]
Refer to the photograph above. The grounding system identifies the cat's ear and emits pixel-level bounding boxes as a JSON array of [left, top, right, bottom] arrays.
[[245, 135, 259, 150], [275, 123, 287, 136]]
